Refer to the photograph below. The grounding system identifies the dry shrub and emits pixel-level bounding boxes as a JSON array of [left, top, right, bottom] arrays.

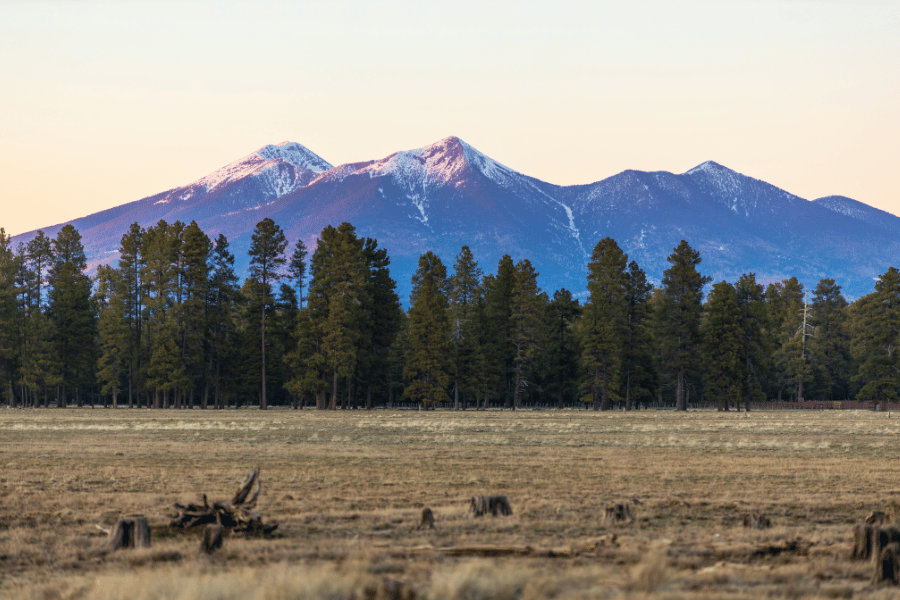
[[87, 562, 375, 600], [625, 542, 670, 593], [427, 560, 528, 600]]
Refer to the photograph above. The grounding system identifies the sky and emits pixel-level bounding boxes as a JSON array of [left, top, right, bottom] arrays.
[[1, 0, 898, 236]]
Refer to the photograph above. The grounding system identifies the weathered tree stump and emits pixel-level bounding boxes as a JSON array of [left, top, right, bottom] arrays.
[[874, 542, 900, 585], [742, 512, 772, 530], [199, 524, 224, 555], [418, 507, 435, 529], [867, 511, 888, 526], [469, 495, 513, 518], [853, 524, 875, 560], [852, 524, 900, 561], [603, 503, 634, 526], [170, 468, 278, 536], [106, 516, 151, 551]]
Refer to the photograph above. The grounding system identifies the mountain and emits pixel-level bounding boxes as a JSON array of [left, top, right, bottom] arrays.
[[11, 137, 900, 301]]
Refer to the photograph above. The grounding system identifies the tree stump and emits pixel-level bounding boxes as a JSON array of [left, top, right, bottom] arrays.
[[867, 511, 888, 526], [469, 496, 513, 518], [853, 524, 875, 560], [603, 503, 634, 526], [851, 525, 900, 561], [106, 516, 151, 551], [874, 542, 900, 585], [199, 524, 224, 555], [418, 507, 435, 529], [742, 512, 772, 530]]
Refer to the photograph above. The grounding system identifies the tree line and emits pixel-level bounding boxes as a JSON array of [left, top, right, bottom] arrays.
[[1, 218, 898, 411]]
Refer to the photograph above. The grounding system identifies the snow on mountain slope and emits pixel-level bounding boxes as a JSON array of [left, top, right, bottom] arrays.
[[814, 195, 900, 236], [187, 141, 332, 200]]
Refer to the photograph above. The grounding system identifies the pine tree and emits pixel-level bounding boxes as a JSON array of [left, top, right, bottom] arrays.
[[621, 261, 656, 410], [0, 229, 19, 406], [208, 234, 239, 409], [852, 267, 900, 404], [287, 223, 367, 410], [117, 223, 144, 407], [358, 237, 401, 409], [809, 278, 851, 400], [482, 255, 516, 408], [581, 238, 628, 411], [735, 273, 769, 410], [48, 225, 94, 407], [448, 246, 484, 410], [288, 238, 308, 309], [657, 240, 711, 410], [509, 259, 544, 409], [247, 218, 288, 410], [545, 289, 581, 409], [766, 277, 805, 400], [95, 265, 128, 408], [178, 221, 211, 407], [701, 281, 745, 411], [404, 252, 452, 408]]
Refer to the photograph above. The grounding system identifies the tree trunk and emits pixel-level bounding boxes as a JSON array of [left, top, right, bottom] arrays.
[[676, 368, 687, 411], [330, 371, 338, 410], [625, 373, 633, 411], [260, 305, 267, 410], [366, 384, 372, 410]]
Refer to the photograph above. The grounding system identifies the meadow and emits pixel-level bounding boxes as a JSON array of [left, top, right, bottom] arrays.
[[1, 407, 898, 599]]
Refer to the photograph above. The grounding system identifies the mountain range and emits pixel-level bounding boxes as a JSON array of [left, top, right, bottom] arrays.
[[12, 136, 900, 302]]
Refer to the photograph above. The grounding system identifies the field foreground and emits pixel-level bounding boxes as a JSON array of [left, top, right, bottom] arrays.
[[1, 408, 898, 599]]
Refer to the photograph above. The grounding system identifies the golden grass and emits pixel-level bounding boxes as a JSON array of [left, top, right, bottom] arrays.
[[1, 407, 898, 598]]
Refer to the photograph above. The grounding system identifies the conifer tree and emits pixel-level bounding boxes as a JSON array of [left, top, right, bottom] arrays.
[[288, 238, 308, 309], [208, 234, 239, 408], [766, 277, 805, 400], [621, 261, 656, 410], [247, 218, 287, 410], [482, 255, 516, 408], [404, 252, 452, 409], [510, 259, 544, 409], [117, 223, 144, 407], [25, 230, 52, 312], [288, 223, 367, 410], [359, 237, 401, 409], [544, 289, 581, 409], [657, 240, 711, 410], [852, 267, 900, 404], [178, 221, 211, 407], [48, 225, 94, 407], [810, 278, 851, 400], [0, 229, 18, 405], [702, 281, 745, 411], [581, 238, 628, 411], [448, 246, 484, 410], [735, 273, 769, 410], [95, 264, 128, 407]]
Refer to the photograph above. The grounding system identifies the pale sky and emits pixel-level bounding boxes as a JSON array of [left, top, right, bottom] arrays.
[[1, 0, 898, 236]]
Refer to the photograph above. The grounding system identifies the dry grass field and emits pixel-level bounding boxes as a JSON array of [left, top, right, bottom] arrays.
[[1, 407, 899, 599]]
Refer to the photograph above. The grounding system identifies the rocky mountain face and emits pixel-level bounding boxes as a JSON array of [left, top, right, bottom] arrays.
[[14, 137, 900, 301]]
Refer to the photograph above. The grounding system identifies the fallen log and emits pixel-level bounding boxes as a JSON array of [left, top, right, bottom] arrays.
[[170, 468, 278, 536]]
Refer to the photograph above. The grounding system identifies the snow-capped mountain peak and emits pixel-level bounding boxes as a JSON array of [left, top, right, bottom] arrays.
[[193, 141, 332, 194], [256, 141, 333, 172]]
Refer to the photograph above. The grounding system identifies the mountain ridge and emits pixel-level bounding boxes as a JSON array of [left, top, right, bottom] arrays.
[[11, 137, 900, 302]]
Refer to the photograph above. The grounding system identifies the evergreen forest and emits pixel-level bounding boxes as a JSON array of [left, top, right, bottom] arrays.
[[1, 219, 899, 411]]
